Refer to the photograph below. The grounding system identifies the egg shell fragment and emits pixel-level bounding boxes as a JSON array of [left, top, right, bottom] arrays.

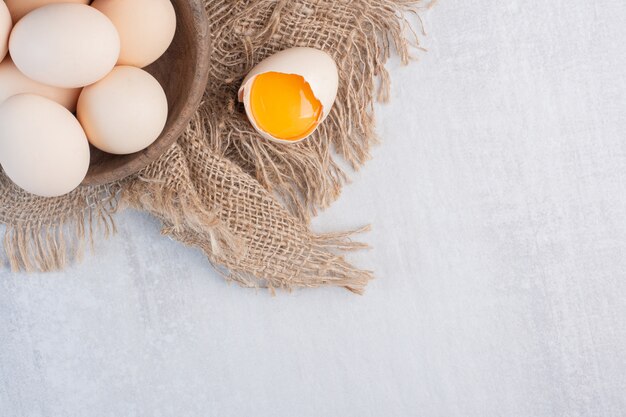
[[91, 0, 177, 68], [4, 0, 90, 23], [9, 4, 120, 88], [0, 56, 81, 111], [238, 47, 339, 143], [0, 2, 11, 62], [77, 66, 168, 155], [0, 94, 90, 197]]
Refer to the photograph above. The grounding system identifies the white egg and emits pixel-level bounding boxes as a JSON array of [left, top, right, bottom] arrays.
[[77, 66, 168, 155], [0, 2, 11, 62], [9, 4, 120, 88], [4, 0, 90, 23], [0, 94, 90, 197], [0, 56, 82, 111], [91, 0, 177, 68], [238, 47, 339, 143]]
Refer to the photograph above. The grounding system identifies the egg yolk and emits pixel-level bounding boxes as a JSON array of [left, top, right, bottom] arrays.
[[249, 72, 323, 141]]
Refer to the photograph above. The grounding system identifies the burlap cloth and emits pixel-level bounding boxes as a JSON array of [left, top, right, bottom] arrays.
[[0, 0, 429, 293]]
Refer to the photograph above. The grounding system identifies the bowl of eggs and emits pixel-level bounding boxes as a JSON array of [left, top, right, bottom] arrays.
[[0, 0, 210, 196]]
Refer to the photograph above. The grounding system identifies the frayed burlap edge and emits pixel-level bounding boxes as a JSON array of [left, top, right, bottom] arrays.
[[1, 184, 122, 272], [122, 118, 375, 294]]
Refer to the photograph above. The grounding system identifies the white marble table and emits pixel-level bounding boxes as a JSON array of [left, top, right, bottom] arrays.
[[2, 1, 626, 416]]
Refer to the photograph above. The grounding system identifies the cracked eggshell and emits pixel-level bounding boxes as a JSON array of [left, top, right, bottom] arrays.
[[238, 47, 339, 143], [0, 2, 11, 62]]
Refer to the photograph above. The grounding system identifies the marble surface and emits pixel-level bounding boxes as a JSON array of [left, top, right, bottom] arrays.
[[3, 1, 626, 416]]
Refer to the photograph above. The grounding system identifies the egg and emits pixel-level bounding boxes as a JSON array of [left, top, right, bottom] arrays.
[[91, 0, 176, 68], [9, 4, 120, 88], [77, 66, 168, 155], [0, 94, 90, 197], [4, 0, 90, 23], [0, 2, 11, 62], [238, 47, 339, 143], [0, 57, 81, 111]]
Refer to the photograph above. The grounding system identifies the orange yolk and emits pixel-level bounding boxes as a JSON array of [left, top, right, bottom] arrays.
[[249, 72, 323, 141]]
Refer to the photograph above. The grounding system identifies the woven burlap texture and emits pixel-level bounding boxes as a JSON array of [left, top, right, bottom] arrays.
[[0, 0, 428, 293]]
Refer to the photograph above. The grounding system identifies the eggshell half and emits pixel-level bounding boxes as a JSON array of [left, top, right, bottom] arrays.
[[4, 0, 90, 23], [238, 47, 339, 143], [0, 2, 11, 62], [9, 4, 120, 88], [0, 57, 81, 111], [77, 66, 168, 155], [91, 0, 176, 68], [0, 94, 90, 197]]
